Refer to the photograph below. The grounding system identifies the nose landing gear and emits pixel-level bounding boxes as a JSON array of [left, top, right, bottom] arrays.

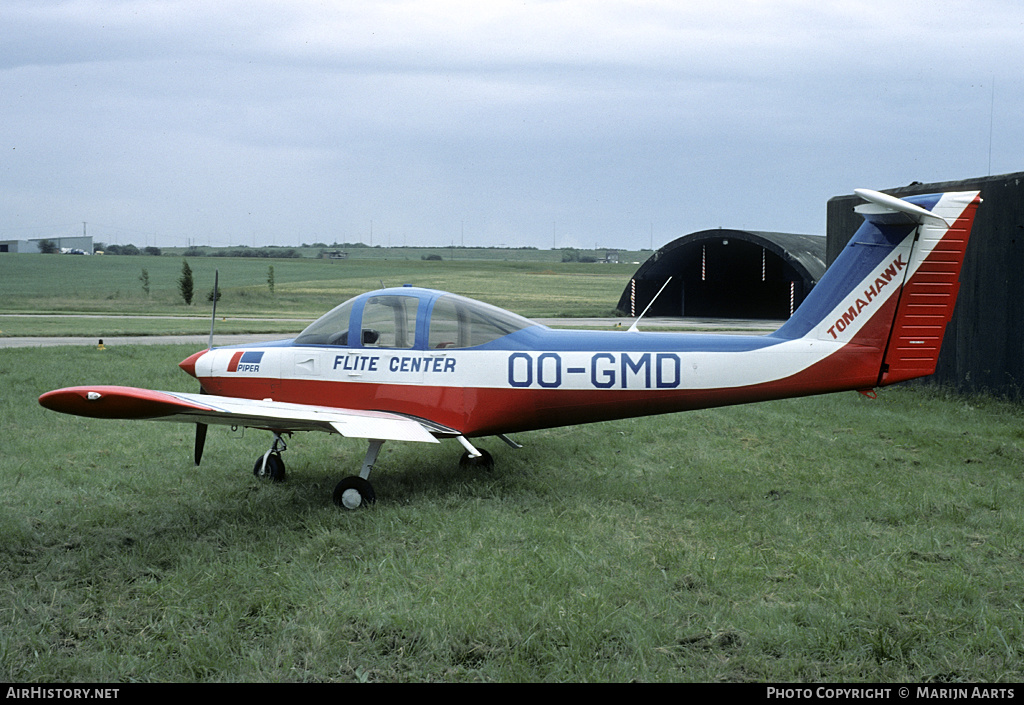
[[253, 433, 288, 483]]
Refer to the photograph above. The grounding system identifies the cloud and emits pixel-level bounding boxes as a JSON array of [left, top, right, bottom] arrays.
[[2, 0, 1021, 249]]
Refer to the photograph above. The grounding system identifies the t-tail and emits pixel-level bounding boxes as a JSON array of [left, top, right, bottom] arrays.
[[775, 187, 982, 389]]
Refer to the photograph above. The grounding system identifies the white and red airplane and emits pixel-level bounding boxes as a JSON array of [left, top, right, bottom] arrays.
[[39, 188, 982, 508]]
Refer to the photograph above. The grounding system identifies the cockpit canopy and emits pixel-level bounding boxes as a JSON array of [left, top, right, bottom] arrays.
[[294, 288, 538, 349]]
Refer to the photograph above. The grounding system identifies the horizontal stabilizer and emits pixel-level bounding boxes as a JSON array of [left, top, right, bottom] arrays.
[[854, 188, 953, 225]]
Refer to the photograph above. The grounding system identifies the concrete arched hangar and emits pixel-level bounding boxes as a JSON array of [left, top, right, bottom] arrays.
[[617, 229, 826, 320]]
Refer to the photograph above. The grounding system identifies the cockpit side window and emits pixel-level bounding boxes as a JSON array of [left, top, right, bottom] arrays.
[[428, 294, 533, 348], [297, 292, 532, 349], [360, 295, 419, 348]]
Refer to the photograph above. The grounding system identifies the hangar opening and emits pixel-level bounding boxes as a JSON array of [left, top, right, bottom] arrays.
[[617, 230, 826, 320]]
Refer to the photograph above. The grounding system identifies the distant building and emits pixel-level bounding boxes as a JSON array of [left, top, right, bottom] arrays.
[[0, 236, 94, 254]]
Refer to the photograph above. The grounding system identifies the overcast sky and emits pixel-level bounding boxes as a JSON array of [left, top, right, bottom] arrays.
[[2, 0, 1021, 251]]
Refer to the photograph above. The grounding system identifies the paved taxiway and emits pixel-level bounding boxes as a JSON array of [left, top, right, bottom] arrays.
[[0, 316, 781, 349]]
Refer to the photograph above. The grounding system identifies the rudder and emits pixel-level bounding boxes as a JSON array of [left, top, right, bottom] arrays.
[[876, 190, 982, 385]]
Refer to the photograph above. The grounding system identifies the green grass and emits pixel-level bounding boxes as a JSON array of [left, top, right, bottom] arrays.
[[3, 345, 1024, 682]]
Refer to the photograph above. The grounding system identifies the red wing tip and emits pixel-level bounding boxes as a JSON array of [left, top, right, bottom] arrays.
[[38, 386, 199, 419]]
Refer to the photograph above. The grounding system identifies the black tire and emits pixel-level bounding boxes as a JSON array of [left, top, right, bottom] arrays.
[[253, 452, 286, 482], [333, 476, 376, 509], [459, 448, 494, 471]]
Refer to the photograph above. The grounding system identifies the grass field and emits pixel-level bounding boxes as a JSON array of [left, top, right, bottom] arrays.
[[3, 344, 1024, 682], [4, 252, 1024, 682], [0, 252, 642, 323]]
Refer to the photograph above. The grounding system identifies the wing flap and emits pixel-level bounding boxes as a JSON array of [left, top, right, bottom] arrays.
[[39, 385, 440, 444], [328, 418, 436, 443]]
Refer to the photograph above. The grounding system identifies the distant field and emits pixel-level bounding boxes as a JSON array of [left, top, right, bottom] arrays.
[[0, 252, 642, 328], [156, 244, 652, 264]]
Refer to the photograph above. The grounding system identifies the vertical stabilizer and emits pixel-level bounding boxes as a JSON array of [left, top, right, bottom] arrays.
[[774, 188, 982, 390]]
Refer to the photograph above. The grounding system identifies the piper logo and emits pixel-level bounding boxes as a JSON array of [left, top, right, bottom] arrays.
[[228, 350, 264, 373]]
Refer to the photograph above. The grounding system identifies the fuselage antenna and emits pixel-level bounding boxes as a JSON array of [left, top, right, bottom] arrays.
[[628, 276, 672, 332]]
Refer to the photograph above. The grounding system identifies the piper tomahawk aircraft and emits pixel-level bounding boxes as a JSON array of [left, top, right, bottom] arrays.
[[40, 188, 982, 508]]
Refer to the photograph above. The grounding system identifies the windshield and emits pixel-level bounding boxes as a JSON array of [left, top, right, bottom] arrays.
[[294, 297, 356, 345]]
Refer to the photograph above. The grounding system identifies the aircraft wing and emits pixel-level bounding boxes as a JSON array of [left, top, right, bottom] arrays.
[[38, 385, 441, 443]]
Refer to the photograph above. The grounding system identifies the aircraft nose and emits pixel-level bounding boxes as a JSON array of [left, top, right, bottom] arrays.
[[179, 350, 205, 378]]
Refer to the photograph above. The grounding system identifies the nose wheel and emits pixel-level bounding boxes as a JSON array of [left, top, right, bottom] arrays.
[[253, 452, 286, 482], [253, 433, 287, 482]]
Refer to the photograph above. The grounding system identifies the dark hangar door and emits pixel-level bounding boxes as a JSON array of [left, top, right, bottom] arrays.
[[680, 239, 802, 319]]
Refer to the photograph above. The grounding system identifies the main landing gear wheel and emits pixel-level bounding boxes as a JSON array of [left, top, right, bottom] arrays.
[[253, 452, 286, 482], [459, 448, 494, 471], [333, 476, 376, 509]]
